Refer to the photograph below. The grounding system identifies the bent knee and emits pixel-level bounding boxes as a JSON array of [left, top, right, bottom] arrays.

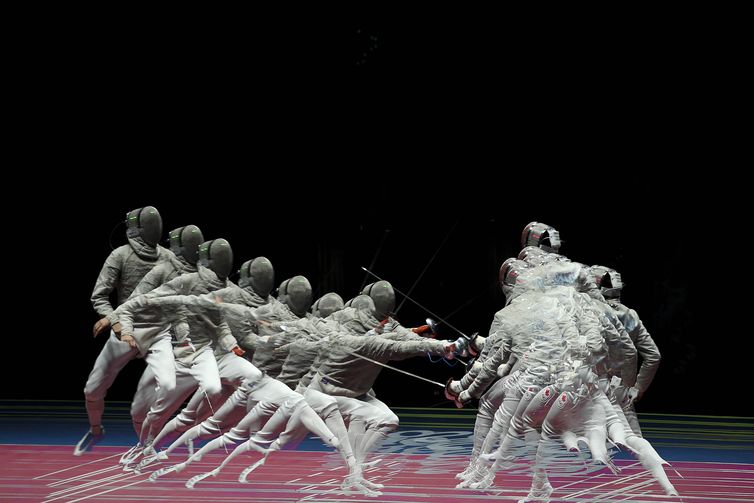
[[203, 382, 222, 397], [131, 403, 148, 422], [376, 412, 399, 431], [155, 373, 177, 394], [311, 395, 339, 418], [84, 387, 105, 402]]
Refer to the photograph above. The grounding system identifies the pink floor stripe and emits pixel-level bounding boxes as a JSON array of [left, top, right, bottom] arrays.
[[0, 445, 752, 503]]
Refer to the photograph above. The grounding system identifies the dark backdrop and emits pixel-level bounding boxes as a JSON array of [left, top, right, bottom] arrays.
[[3, 20, 744, 416], [5, 178, 741, 416]]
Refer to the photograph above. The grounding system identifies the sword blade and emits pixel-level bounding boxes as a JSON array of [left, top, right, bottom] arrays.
[[346, 351, 446, 388]]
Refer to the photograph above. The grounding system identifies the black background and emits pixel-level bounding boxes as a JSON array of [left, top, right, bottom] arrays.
[[3, 18, 746, 416], [6, 180, 743, 416]]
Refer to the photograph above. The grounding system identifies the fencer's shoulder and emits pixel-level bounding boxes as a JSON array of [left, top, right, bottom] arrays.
[[253, 302, 271, 313], [110, 244, 132, 259], [158, 252, 184, 272], [609, 300, 630, 315], [330, 307, 356, 322], [595, 300, 616, 318], [163, 270, 200, 290], [220, 284, 242, 294], [253, 302, 278, 316], [155, 245, 175, 261], [216, 283, 243, 297], [623, 308, 641, 333], [266, 297, 284, 307], [610, 301, 639, 330], [318, 317, 339, 328], [174, 270, 200, 282]]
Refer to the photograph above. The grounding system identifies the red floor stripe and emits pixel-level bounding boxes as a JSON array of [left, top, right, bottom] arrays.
[[1, 445, 752, 502]]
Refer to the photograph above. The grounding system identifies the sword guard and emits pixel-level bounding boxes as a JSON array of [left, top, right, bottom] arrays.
[[468, 332, 481, 357], [465, 357, 476, 374], [444, 377, 459, 401]]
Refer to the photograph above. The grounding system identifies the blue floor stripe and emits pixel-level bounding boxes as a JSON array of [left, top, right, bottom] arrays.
[[2, 400, 752, 464]]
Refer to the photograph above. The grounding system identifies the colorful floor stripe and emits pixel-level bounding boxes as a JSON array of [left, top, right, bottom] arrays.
[[1, 445, 753, 502], [1, 401, 752, 502]]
